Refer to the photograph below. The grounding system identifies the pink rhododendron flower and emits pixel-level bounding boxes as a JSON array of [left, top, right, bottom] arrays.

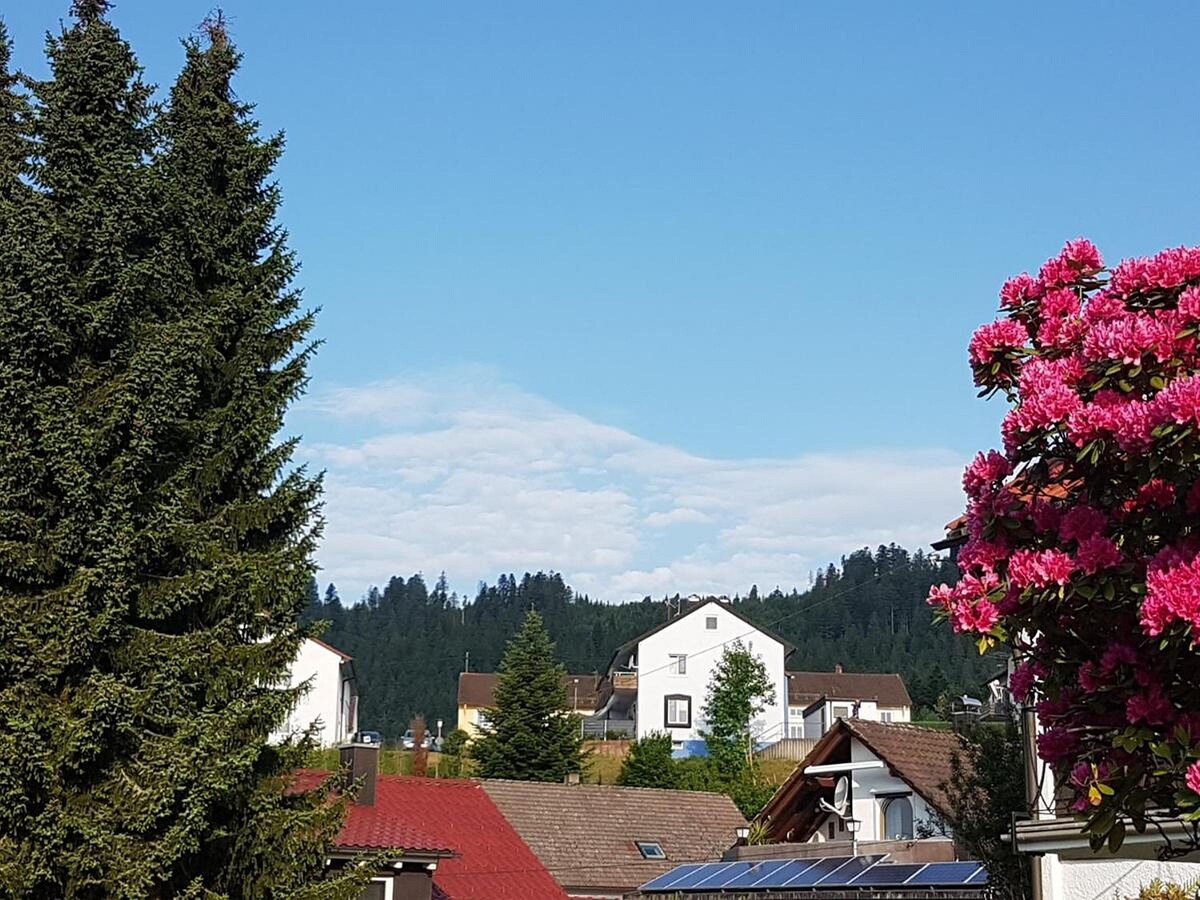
[[1078, 660, 1103, 694], [1037, 727, 1080, 764], [1066, 391, 1163, 453], [1008, 661, 1037, 702], [1179, 285, 1200, 320], [1028, 499, 1061, 534], [957, 537, 1009, 574], [926, 583, 954, 613], [1001, 272, 1042, 308], [1082, 290, 1126, 326], [1082, 312, 1174, 365], [951, 597, 999, 634], [1187, 761, 1200, 797], [1059, 505, 1107, 543], [1008, 548, 1076, 589], [1110, 245, 1200, 297], [1126, 685, 1175, 726], [1062, 238, 1104, 272], [1076, 535, 1122, 575], [962, 450, 1011, 499], [1142, 550, 1200, 636], [1157, 375, 1200, 427], [1134, 478, 1176, 510], [1099, 643, 1138, 674], [969, 319, 1029, 366]]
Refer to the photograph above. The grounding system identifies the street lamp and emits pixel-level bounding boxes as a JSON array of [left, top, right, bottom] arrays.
[[846, 818, 861, 857], [735, 825, 750, 845]]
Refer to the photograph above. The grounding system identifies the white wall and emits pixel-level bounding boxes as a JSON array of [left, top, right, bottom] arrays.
[[635, 602, 787, 748], [847, 736, 937, 843], [273, 639, 355, 747], [1045, 856, 1200, 900], [797, 702, 912, 739]]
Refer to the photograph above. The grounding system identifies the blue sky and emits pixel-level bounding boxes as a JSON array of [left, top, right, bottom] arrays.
[[7, 2, 1200, 601]]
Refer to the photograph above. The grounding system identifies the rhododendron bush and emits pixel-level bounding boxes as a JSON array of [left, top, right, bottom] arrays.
[[932, 239, 1200, 852]]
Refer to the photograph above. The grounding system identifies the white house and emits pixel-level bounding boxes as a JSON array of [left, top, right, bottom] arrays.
[[757, 718, 961, 857], [273, 637, 358, 747], [593, 597, 791, 756], [786, 668, 913, 739]]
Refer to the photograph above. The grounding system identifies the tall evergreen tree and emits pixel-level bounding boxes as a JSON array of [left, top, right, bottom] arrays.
[[0, 7, 363, 897], [471, 610, 584, 781]]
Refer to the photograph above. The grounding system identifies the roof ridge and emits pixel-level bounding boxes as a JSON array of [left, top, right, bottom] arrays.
[[477, 777, 738, 800]]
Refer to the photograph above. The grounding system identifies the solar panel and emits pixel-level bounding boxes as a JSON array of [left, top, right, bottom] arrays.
[[665, 862, 731, 890], [907, 862, 986, 885], [721, 859, 793, 888], [848, 863, 928, 886], [780, 856, 853, 886], [695, 862, 754, 889], [750, 858, 819, 887], [813, 853, 885, 886], [968, 866, 990, 885], [638, 863, 708, 892]]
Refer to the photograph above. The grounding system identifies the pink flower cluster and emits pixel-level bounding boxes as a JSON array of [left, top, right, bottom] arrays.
[[947, 238, 1200, 816], [1007, 548, 1076, 589], [969, 318, 1029, 367], [1142, 549, 1200, 636], [1110, 246, 1200, 298]]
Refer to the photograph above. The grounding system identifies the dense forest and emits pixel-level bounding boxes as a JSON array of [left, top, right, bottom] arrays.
[[304, 545, 1000, 741]]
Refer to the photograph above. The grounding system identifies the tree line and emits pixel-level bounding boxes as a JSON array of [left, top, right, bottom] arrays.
[[307, 544, 1000, 740]]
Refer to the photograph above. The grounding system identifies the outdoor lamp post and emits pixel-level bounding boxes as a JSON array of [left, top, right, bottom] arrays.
[[846, 818, 861, 857], [735, 825, 750, 845]]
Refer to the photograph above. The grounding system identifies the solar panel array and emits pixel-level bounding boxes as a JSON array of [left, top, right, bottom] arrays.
[[639, 856, 988, 892]]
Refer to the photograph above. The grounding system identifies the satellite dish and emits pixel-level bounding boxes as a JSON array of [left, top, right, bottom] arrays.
[[832, 776, 850, 815]]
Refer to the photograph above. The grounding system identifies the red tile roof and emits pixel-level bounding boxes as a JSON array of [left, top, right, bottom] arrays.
[[294, 773, 568, 900]]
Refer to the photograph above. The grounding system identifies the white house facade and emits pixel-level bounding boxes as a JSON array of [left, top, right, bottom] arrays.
[[786, 669, 913, 740], [273, 637, 358, 747], [594, 598, 790, 757]]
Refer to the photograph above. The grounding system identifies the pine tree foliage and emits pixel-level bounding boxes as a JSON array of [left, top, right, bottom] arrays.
[[0, 8, 362, 897], [470, 610, 585, 782]]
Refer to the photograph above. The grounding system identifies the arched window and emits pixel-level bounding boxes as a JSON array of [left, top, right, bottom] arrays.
[[883, 796, 914, 840]]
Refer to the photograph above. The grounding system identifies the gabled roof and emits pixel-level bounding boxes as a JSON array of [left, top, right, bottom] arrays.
[[786, 671, 912, 708], [757, 720, 964, 843], [457, 672, 599, 711], [292, 772, 567, 900], [480, 779, 746, 893], [605, 598, 795, 675]]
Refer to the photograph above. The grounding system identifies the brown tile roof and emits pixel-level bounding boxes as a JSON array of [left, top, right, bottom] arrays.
[[480, 779, 746, 893], [757, 720, 965, 843], [308, 636, 353, 660], [845, 719, 963, 814], [786, 671, 912, 708], [457, 672, 600, 712]]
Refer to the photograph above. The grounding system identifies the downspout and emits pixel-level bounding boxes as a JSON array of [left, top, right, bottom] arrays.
[[1023, 701, 1044, 900]]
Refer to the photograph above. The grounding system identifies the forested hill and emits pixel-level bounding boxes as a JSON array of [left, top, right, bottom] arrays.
[[304, 545, 1000, 741]]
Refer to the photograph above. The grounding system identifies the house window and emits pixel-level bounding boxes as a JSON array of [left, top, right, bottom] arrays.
[[880, 710, 893, 723], [668, 653, 687, 675], [882, 796, 914, 840], [827, 820, 836, 840], [832, 704, 852, 719], [664, 694, 691, 728], [475, 709, 491, 728], [635, 841, 666, 859], [788, 723, 805, 739], [706, 616, 718, 630]]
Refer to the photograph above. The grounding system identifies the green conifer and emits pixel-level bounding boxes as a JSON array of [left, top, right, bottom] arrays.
[[471, 610, 585, 781], [0, 7, 363, 897], [617, 732, 677, 788]]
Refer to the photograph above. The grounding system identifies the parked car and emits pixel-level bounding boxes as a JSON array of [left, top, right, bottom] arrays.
[[353, 730, 382, 746], [401, 729, 433, 750]]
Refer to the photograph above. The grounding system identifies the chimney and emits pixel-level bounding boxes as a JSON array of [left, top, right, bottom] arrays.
[[564, 771, 581, 785], [340, 741, 379, 807], [834, 663, 843, 674]]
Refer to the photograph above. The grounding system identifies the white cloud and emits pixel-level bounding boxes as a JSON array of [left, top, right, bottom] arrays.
[[296, 368, 968, 602]]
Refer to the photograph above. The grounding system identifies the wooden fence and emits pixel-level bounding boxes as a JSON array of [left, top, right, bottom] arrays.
[[754, 737, 817, 761]]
